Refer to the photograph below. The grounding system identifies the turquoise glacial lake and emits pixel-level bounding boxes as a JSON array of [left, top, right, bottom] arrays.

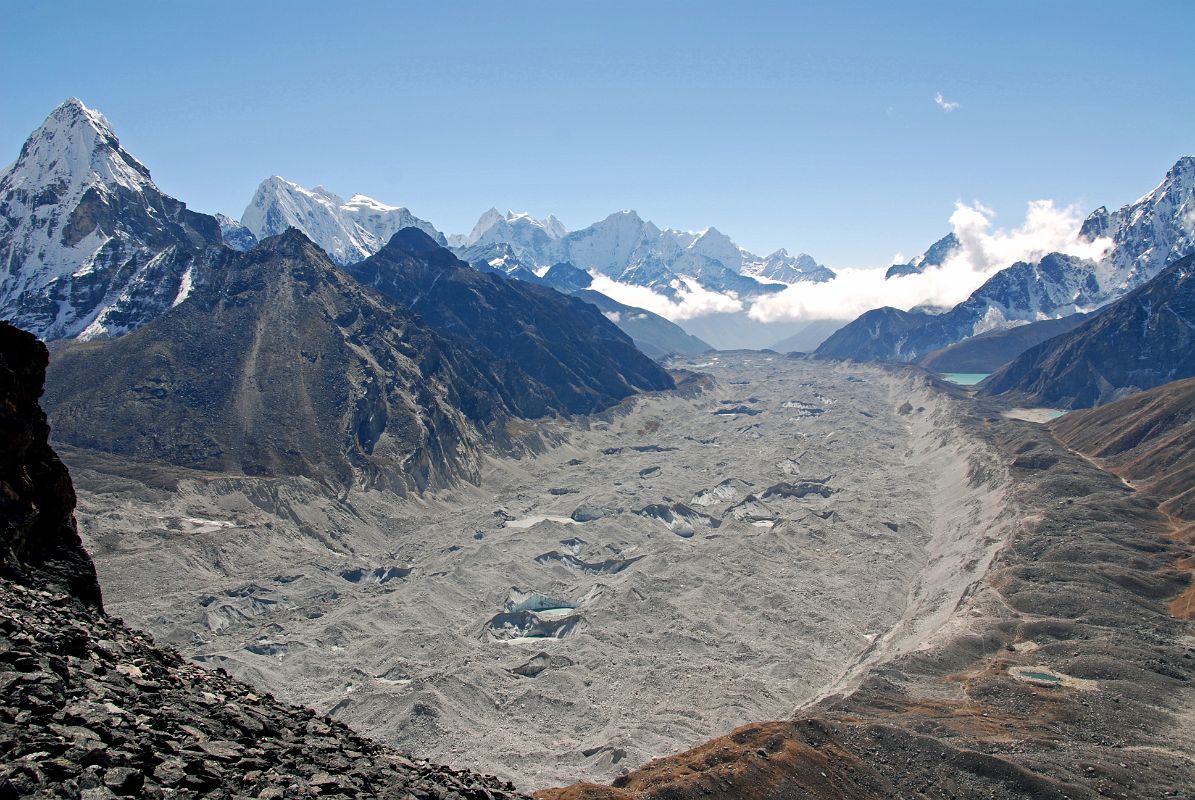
[[941, 373, 990, 386]]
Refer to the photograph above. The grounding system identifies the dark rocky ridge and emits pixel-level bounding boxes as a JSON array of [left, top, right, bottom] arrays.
[[917, 312, 1091, 374], [43, 230, 522, 493], [982, 252, 1195, 409], [1, 317, 525, 799], [474, 257, 711, 359], [813, 306, 937, 362], [570, 289, 711, 359], [0, 321, 101, 608], [347, 228, 675, 416]]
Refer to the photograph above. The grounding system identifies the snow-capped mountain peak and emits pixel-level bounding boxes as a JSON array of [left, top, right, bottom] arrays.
[[240, 176, 445, 265], [1094, 155, 1195, 293], [458, 208, 569, 249], [0, 99, 223, 340], [4, 98, 153, 207]]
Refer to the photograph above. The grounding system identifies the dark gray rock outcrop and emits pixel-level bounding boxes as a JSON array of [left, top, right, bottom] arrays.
[[0, 322, 100, 608]]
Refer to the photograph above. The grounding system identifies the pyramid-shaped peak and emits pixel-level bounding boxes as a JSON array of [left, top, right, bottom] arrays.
[[10, 98, 153, 195], [252, 226, 325, 259], [382, 226, 442, 254], [42, 97, 118, 139]]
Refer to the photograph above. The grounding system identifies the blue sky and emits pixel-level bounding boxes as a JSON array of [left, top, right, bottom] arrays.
[[3, 1, 1192, 268]]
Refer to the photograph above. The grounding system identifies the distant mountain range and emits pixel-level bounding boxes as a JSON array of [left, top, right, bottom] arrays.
[[241, 183, 835, 304], [819, 157, 1195, 365], [241, 177, 446, 264], [0, 99, 678, 493], [0, 100, 717, 360]]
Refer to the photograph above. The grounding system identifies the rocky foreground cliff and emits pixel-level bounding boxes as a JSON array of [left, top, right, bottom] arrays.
[[0, 321, 524, 799]]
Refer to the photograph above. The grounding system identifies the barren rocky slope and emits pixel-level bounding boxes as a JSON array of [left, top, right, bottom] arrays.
[[918, 313, 1090, 374], [1052, 375, 1195, 523], [539, 374, 1195, 800], [44, 230, 511, 494]]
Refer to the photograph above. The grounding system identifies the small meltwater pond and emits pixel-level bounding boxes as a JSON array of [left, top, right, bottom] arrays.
[[941, 373, 990, 386]]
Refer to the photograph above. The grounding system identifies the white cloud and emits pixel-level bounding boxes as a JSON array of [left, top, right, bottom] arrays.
[[588, 274, 743, 320], [747, 199, 1112, 323], [934, 92, 961, 112]]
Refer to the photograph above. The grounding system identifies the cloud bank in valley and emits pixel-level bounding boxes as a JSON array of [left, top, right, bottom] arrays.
[[749, 199, 1111, 323], [588, 275, 744, 320]]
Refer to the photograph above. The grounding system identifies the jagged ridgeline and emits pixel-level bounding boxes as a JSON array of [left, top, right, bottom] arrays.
[[43, 229, 673, 492]]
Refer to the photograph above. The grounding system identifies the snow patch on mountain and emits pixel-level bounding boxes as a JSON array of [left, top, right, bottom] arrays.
[[215, 213, 257, 251]]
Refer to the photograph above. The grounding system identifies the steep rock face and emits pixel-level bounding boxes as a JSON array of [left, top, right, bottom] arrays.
[[0, 322, 100, 607], [0, 99, 223, 341], [347, 229, 675, 416], [44, 230, 510, 493], [982, 252, 1195, 409], [240, 177, 445, 265]]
